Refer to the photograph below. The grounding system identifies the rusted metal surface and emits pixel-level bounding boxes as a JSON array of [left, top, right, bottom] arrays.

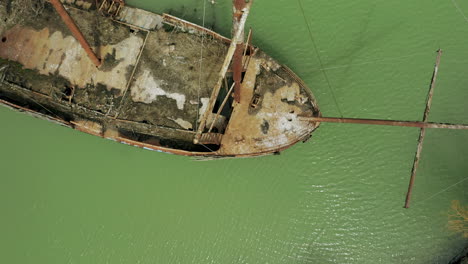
[[218, 53, 320, 155], [162, 14, 231, 44], [233, 44, 243, 103], [71, 120, 104, 137], [300, 116, 468, 129], [49, 0, 102, 67], [0, 1, 323, 158], [161, 13, 256, 52], [116, 5, 163, 30], [234, 0, 247, 11], [198, 133, 223, 145], [0, 27, 143, 92], [232, 0, 248, 103], [404, 49, 443, 209], [99, 0, 125, 17], [194, 3, 252, 143]]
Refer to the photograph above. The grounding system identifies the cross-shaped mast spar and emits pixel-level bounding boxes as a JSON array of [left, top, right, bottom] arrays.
[[301, 50, 468, 208]]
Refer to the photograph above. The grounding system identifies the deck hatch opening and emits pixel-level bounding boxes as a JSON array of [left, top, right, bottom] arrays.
[[207, 75, 235, 134], [250, 93, 260, 108]]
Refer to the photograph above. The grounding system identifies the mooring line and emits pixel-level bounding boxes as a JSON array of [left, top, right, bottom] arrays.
[[415, 176, 468, 205], [200, 143, 215, 152], [308, 51, 429, 72], [451, 0, 468, 24], [297, 0, 343, 117]]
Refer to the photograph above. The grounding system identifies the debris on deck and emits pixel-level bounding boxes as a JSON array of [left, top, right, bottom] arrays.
[[0, 0, 321, 157]]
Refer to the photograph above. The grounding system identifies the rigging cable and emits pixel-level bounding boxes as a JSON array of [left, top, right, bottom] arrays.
[[195, 0, 208, 131], [297, 0, 344, 117], [451, 0, 468, 24], [415, 176, 468, 205]]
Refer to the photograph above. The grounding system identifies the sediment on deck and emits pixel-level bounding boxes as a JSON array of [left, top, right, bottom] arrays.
[[0, 0, 320, 157]]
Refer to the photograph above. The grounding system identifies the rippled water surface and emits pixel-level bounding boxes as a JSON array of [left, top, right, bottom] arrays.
[[1, 0, 467, 263]]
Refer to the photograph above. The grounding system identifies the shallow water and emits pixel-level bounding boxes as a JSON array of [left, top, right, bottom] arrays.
[[0, 0, 467, 263]]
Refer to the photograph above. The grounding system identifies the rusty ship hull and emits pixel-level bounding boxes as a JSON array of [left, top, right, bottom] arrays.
[[0, 0, 320, 158]]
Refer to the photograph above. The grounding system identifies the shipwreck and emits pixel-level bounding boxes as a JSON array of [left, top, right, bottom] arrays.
[[2, 0, 468, 207], [0, 0, 324, 158]]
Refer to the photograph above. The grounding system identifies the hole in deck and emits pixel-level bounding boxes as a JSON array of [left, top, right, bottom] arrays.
[[245, 46, 253, 56], [1, 37, 6, 43], [63, 86, 73, 97]]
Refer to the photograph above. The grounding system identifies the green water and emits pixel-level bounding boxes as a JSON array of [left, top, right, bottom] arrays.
[[1, 0, 467, 263]]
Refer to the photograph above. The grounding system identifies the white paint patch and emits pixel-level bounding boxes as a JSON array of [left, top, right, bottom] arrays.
[[279, 82, 300, 102], [261, 57, 281, 72], [0, 27, 144, 93], [61, 34, 143, 92], [198, 98, 209, 121], [131, 70, 186, 110], [253, 83, 309, 149], [169, 117, 193, 130], [118, 6, 164, 30], [259, 133, 289, 149]]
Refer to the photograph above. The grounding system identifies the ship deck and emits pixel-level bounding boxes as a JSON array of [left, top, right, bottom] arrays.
[[0, 0, 320, 157]]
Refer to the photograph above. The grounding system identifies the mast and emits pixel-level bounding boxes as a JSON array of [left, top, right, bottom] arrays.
[[49, 0, 102, 67], [299, 116, 468, 130], [194, 1, 252, 143], [302, 50, 468, 209], [232, 0, 247, 103], [404, 49, 443, 208]]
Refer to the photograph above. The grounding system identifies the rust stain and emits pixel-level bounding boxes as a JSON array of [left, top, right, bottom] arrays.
[[50, 0, 102, 67], [233, 0, 246, 10], [233, 43, 243, 103], [218, 56, 318, 156], [0, 2, 321, 158], [71, 120, 103, 136], [162, 14, 231, 44], [0, 26, 143, 94]]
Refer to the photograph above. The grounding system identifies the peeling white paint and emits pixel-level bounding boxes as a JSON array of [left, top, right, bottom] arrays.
[[0, 27, 144, 93], [117, 6, 164, 30], [261, 57, 281, 72], [198, 98, 209, 121], [279, 82, 300, 102], [169, 117, 193, 130], [259, 133, 289, 148], [131, 70, 186, 110]]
